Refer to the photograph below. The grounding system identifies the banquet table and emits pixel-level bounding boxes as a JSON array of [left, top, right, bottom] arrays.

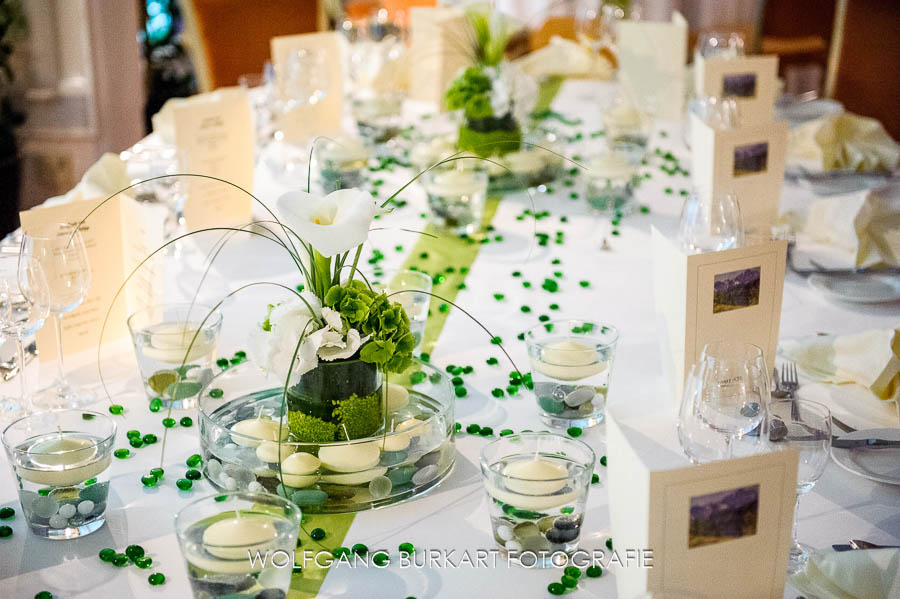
[[1, 79, 898, 599]]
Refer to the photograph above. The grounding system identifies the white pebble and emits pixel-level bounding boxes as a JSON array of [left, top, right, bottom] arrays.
[[223, 476, 237, 490], [77, 500, 95, 515], [49, 514, 69, 529], [247, 481, 264, 493], [206, 459, 223, 477], [31, 497, 58, 518], [497, 524, 514, 541], [57, 503, 77, 519], [505, 539, 524, 553], [411, 464, 437, 486]]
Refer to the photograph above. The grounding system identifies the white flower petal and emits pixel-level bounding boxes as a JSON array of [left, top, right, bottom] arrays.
[[322, 307, 344, 332], [318, 329, 366, 361], [276, 188, 379, 257]]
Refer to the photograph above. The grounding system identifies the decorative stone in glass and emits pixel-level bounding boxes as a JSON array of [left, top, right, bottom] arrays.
[[585, 152, 638, 215], [2, 409, 116, 539], [128, 303, 223, 409], [480, 432, 596, 567], [526, 320, 619, 428], [175, 491, 301, 599], [353, 90, 404, 143], [315, 137, 370, 194], [198, 359, 455, 513], [422, 162, 488, 235]]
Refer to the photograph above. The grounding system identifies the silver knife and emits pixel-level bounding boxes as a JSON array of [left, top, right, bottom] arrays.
[[832, 438, 900, 449]]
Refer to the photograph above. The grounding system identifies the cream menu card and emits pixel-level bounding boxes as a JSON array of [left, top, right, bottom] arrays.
[[173, 87, 254, 232], [19, 194, 165, 361], [270, 32, 344, 142], [651, 226, 787, 407]]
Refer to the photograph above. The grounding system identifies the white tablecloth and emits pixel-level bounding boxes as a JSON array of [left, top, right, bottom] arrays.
[[1, 80, 898, 599]]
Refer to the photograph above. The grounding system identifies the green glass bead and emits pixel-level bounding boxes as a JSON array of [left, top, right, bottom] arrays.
[[579, 280, 590, 288], [567, 426, 583, 438], [399, 542, 414, 555], [135, 556, 153, 569], [606, 538, 613, 550], [108, 404, 124, 415], [186, 454, 202, 467], [486, 357, 499, 365], [148, 573, 165, 586], [150, 467, 164, 480], [564, 566, 581, 579], [185, 469, 201, 480], [451, 376, 463, 386], [491, 388, 504, 398], [114, 448, 130, 459], [129, 437, 143, 449], [83, 478, 97, 486], [479, 427, 493, 436], [126, 430, 141, 439], [149, 398, 162, 412], [548, 582, 566, 595], [142, 433, 157, 444], [465, 424, 480, 434], [520, 305, 531, 313], [208, 388, 224, 398], [351, 543, 368, 556], [34, 592, 52, 599], [141, 474, 158, 487], [113, 553, 129, 567], [586, 565, 603, 578], [454, 422, 461, 432], [591, 473, 599, 484], [561, 575, 578, 588], [179, 416, 193, 427], [216, 358, 229, 368], [0, 525, 11, 538], [372, 551, 389, 566], [500, 429, 514, 437], [454, 386, 467, 398], [462, 365, 474, 374], [490, 336, 502, 345], [310, 528, 326, 541], [600, 455, 607, 467], [162, 417, 177, 428], [420, 352, 431, 362], [125, 544, 145, 560], [0, 507, 14, 520], [234, 350, 247, 359], [409, 371, 426, 385], [176, 478, 192, 491], [560, 506, 574, 514]]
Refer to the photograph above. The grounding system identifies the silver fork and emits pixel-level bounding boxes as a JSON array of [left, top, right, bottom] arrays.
[[780, 362, 800, 398]]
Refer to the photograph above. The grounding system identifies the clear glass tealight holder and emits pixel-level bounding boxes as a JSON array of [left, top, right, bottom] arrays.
[[315, 137, 370, 194], [175, 491, 302, 599], [585, 151, 638, 216], [353, 90, 405, 143], [526, 320, 619, 428], [480, 432, 596, 567], [422, 162, 488, 235], [2, 409, 116, 539], [376, 269, 433, 356], [128, 303, 223, 409]]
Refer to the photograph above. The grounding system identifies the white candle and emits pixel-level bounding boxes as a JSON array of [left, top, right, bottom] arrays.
[[142, 323, 217, 363], [201, 514, 280, 560], [18, 434, 111, 487], [280, 452, 320, 488], [383, 382, 409, 410], [531, 340, 607, 381], [502, 458, 569, 495], [587, 152, 635, 181], [255, 441, 295, 464], [503, 151, 545, 175], [604, 103, 644, 128], [320, 137, 369, 166], [426, 169, 483, 197], [318, 442, 381, 473], [319, 466, 388, 485], [231, 418, 289, 448]]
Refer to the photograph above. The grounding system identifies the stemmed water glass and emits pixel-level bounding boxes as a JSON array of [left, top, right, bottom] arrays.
[[767, 399, 831, 574], [0, 253, 50, 421], [678, 342, 770, 463], [678, 189, 744, 253], [22, 223, 94, 408]]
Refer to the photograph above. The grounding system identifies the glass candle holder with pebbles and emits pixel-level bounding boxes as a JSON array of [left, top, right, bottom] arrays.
[[175, 491, 301, 599], [422, 161, 488, 235], [353, 90, 404, 143], [128, 303, 223, 409], [585, 151, 639, 216], [199, 359, 455, 513], [315, 137, 370, 194], [603, 100, 652, 165], [1, 409, 116, 539], [526, 320, 619, 428], [480, 432, 596, 567]]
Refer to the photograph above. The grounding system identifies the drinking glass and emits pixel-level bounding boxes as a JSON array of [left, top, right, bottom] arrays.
[[377, 270, 432, 356], [121, 143, 184, 240], [480, 432, 595, 567], [690, 96, 740, 130], [526, 320, 618, 428], [767, 399, 831, 574], [175, 491, 302, 598], [678, 189, 744, 253], [23, 224, 94, 409], [2, 409, 116, 539], [695, 32, 746, 59], [678, 342, 769, 463]]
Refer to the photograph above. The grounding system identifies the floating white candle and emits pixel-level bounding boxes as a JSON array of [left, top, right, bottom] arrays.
[[202, 514, 281, 560], [425, 168, 483, 197], [320, 137, 369, 166], [587, 152, 635, 181], [230, 418, 289, 448], [531, 340, 607, 381], [502, 458, 569, 495], [279, 452, 320, 488], [383, 382, 409, 410], [17, 434, 111, 487], [318, 442, 380, 473], [255, 441, 295, 464], [503, 151, 545, 174], [320, 466, 388, 485], [142, 323, 216, 363]]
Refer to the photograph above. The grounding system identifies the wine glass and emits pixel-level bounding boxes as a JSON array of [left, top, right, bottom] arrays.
[[695, 32, 746, 59], [767, 399, 831, 574], [121, 143, 185, 242], [690, 96, 740, 130], [23, 223, 94, 408], [678, 189, 744, 253], [0, 254, 50, 421], [678, 342, 769, 463]]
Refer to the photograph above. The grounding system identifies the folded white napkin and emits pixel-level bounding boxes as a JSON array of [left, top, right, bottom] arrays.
[[790, 548, 900, 599], [515, 36, 614, 80], [789, 112, 900, 172]]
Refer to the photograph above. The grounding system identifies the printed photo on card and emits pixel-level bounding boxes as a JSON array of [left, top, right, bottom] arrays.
[[694, 55, 778, 125]]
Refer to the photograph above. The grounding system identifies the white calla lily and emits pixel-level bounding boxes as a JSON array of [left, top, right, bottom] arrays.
[[276, 188, 381, 257]]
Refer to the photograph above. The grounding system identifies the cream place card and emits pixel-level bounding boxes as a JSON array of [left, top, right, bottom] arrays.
[[694, 55, 779, 125], [19, 194, 165, 361], [651, 226, 787, 406], [690, 115, 788, 228], [608, 411, 798, 599], [173, 87, 254, 232], [270, 31, 344, 141], [408, 6, 472, 108], [616, 12, 688, 119]]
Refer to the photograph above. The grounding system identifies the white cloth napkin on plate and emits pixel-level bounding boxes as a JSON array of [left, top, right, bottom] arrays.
[[781, 329, 900, 428], [788, 112, 900, 172], [790, 548, 900, 599]]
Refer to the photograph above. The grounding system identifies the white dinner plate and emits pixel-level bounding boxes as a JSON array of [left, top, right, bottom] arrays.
[[831, 428, 900, 485], [808, 273, 900, 304]]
